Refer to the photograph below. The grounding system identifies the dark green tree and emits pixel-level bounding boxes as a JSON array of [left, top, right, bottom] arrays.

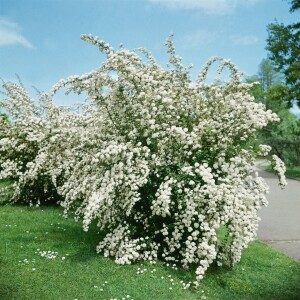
[[290, 0, 300, 12], [266, 0, 300, 107]]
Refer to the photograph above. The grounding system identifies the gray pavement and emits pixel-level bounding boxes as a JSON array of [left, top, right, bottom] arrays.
[[256, 161, 300, 261]]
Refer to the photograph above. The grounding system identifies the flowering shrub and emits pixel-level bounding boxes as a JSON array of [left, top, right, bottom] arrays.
[[0, 35, 287, 286], [0, 83, 69, 204]]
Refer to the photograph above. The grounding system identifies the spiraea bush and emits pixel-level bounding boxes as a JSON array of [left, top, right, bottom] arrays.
[[0, 35, 286, 286]]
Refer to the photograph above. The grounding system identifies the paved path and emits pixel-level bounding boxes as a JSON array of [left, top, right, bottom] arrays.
[[256, 162, 300, 261]]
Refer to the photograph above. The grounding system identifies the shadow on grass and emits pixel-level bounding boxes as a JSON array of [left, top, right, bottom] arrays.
[[0, 284, 18, 300], [7, 216, 103, 264], [0, 258, 20, 300]]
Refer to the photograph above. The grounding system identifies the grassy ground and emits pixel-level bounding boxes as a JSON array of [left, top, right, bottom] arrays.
[[281, 166, 300, 180], [259, 162, 300, 180], [1, 205, 299, 300]]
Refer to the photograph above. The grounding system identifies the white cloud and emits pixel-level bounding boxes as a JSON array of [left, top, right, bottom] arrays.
[[184, 30, 217, 47], [231, 34, 259, 45], [290, 101, 300, 119], [148, 0, 258, 15], [183, 30, 259, 49], [0, 18, 33, 48]]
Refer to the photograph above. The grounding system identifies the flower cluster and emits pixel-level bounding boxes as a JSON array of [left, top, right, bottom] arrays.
[[36, 249, 58, 259], [0, 34, 286, 286], [271, 154, 287, 187]]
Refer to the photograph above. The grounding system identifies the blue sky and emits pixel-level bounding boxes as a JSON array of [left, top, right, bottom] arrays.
[[0, 0, 299, 111]]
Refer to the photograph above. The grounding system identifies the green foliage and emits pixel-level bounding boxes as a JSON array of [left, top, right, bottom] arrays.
[[0, 180, 12, 204], [0, 113, 8, 123], [1, 205, 299, 300], [263, 1, 300, 165], [266, 1, 300, 107], [247, 59, 284, 107], [265, 83, 290, 112], [249, 60, 300, 166], [290, 0, 300, 12], [261, 110, 300, 166]]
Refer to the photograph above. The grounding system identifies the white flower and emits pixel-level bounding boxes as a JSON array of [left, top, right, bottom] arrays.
[[0, 34, 284, 287]]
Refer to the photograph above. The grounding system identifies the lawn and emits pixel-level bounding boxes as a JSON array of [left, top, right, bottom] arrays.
[[1, 205, 299, 300], [282, 166, 300, 180], [258, 161, 300, 180]]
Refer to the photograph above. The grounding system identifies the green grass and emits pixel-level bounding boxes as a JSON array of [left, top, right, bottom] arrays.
[[260, 164, 300, 180], [1, 205, 300, 300], [283, 166, 300, 180]]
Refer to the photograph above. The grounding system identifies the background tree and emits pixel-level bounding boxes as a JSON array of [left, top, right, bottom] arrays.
[[249, 59, 300, 166], [248, 59, 285, 108], [290, 0, 300, 11], [258, 58, 282, 94], [266, 0, 300, 107]]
